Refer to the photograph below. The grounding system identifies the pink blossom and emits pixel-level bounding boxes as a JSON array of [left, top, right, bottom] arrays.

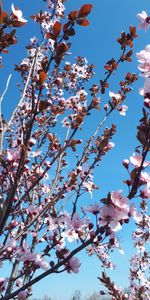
[[11, 4, 27, 23], [129, 203, 142, 222], [109, 91, 122, 100], [7, 238, 16, 252], [104, 104, 109, 111], [29, 138, 36, 146], [26, 205, 40, 216], [61, 229, 78, 242], [16, 278, 23, 287], [30, 151, 41, 157], [83, 180, 95, 198], [17, 241, 49, 270], [123, 159, 130, 168], [76, 166, 82, 173], [142, 183, 150, 198], [139, 78, 150, 97], [82, 203, 100, 215], [19, 252, 49, 270], [44, 160, 51, 167], [71, 213, 86, 230], [139, 78, 150, 108], [144, 97, 150, 108], [99, 203, 129, 232], [136, 45, 150, 77], [118, 105, 128, 116], [67, 256, 81, 273], [107, 142, 115, 149], [18, 290, 27, 300], [111, 190, 129, 210], [7, 149, 20, 162], [112, 236, 125, 254], [30, 36, 38, 46], [130, 153, 149, 168], [140, 171, 150, 184], [34, 254, 49, 270], [137, 11, 150, 31]]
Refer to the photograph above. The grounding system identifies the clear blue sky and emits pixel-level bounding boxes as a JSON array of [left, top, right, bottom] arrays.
[[1, 0, 150, 299]]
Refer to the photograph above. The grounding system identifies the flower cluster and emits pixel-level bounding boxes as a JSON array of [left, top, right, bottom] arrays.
[[136, 17, 150, 108], [0, 1, 149, 300]]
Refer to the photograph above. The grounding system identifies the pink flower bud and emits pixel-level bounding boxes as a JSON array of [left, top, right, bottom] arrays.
[[122, 159, 130, 168], [77, 166, 82, 173], [144, 98, 150, 108], [107, 142, 115, 149], [104, 104, 109, 111], [29, 138, 36, 146]]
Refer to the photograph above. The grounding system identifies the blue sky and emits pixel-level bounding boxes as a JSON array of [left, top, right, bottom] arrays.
[[1, 0, 150, 299]]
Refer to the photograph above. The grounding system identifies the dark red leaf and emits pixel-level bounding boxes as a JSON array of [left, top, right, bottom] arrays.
[[45, 32, 55, 40], [68, 10, 78, 21], [53, 21, 62, 38], [1, 49, 8, 54], [0, 10, 8, 24], [38, 71, 47, 86], [39, 101, 50, 111], [12, 21, 26, 27], [77, 19, 89, 26], [56, 42, 70, 54], [77, 4, 93, 18], [68, 28, 75, 36]]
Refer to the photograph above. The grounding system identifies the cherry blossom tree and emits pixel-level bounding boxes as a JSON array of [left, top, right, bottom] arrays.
[[0, 1, 149, 300]]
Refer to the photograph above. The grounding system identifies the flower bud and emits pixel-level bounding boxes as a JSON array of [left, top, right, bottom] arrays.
[[122, 159, 130, 169]]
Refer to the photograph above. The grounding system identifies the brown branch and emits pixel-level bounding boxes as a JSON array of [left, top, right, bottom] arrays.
[[1, 227, 101, 300]]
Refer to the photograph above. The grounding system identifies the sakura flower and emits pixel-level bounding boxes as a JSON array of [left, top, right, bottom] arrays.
[[18, 290, 27, 300], [99, 203, 129, 232], [34, 254, 49, 270], [18, 250, 49, 270], [139, 78, 150, 108], [109, 91, 122, 101], [129, 203, 142, 222], [144, 97, 150, 108], [29, 137, 36, 146], [11, 4, 28, 23], [20, 57, 31, 68], [83, 180, 96, 198], [114, 239, 124, 255], [111, 190, 129, 210], [104, 103, 109, 111], [26, 205, 40, 217], [137, 11, 150, 31], [71, 212, 87, 230], [136, 45, 150, 77], [118, 105, 128, 116], [140, 171, 150, 184], [7, 238, 16, 252], [15, 278, 23, 287], [82, 203, 100, 215], [142, 182, 150, 198], [29, 150, 42, 158], [67, 256, 81, 273], [130, 153, 149, 168], [61, 229, 78, 242], [122, 159, 130, 169], [30, 36, 38, 46], [107, 142, 115, 149], [6, 149, 20, 162]]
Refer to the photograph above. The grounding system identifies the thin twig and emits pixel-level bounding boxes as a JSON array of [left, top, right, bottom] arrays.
[[0, 74, 12, 154]]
